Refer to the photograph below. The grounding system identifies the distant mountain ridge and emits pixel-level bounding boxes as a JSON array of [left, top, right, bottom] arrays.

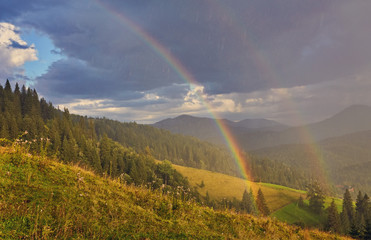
[[153, 105, 371, 150], [153, 115, 287, 145]]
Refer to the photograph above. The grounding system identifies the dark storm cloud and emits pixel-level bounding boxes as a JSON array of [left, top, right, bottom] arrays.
[[8, 39, 32, 49], [2, 0, 371, 101], [35, 58, 143, 101]]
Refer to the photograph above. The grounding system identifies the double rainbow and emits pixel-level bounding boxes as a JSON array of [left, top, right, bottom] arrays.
[[94, 1, 330, 187], [95, 0, 252, 181]]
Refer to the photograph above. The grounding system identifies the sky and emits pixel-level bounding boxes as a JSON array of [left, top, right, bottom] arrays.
[[1, 0, 371, 125]]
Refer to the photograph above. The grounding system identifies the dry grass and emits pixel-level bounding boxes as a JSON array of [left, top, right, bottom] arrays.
[[173, 164, 305, 212], [0, 149, 351, 239]]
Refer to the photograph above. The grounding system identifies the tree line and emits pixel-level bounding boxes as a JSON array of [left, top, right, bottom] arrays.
[[0, 80, 309, 191], [203, 187, 270, 217], [300, 181, 370, 239], [0, 80, 194, 197]]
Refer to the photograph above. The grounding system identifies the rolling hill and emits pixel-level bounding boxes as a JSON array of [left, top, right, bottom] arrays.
[[171, 163, 305, 212], [171, 162, 345, 228], [0, 148, 349, 239]]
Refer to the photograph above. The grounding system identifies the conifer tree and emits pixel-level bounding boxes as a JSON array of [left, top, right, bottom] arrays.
[[340, 188, 354, 234], [342, 189, 354, 223], [99, 135, 112, 173], [241, 188, 258, 215], [340, 211, 350, 235], [256, 188, 270, 216], [307, 181, 325, 214], [353, 191, 367, 238], [240, 189, 250, 213], [249, 188, 258, 215], [326, 200, 341, 233]]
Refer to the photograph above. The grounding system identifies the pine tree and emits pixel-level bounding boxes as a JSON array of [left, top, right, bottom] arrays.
[[342, 189, 354, 222], [326, 200, 341, 233], [240, 188, 258, 215], [99, 135, 112, 173], [240, 189, 250, 213], [340, 211, 350, 235], [307, 181, 325, 214], [341, 188, 354, 234], [256, 188, 270, 216], [249, 188, 258, 215], [354, 191, 367, 239]]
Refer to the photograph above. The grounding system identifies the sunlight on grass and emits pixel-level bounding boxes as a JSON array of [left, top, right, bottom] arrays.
[[173, 164, 304, 212]]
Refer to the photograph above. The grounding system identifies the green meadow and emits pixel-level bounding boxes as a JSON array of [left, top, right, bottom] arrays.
[[173, 162, 345, 228], [172, 163, 305, 212], [0, 148, 350, 239]]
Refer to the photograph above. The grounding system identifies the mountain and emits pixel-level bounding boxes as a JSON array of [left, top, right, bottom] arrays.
[[0, 149, 348, 239], [252, 130, 371, 194], [154, 105, 371, 151], [153, 114, 287, 145], [279, 104, 371, 144], [153, 115, 228, 144], [238, 104, 371, 150], [232, 118, 288, 131]]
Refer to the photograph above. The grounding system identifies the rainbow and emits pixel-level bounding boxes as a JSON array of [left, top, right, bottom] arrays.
[[208, 0, 331, 187], [95, 0, 252, 181], [94, 1, 333, 189]]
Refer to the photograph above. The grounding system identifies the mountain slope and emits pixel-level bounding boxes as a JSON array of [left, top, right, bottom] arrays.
[[0, 149, 349, 239], [252, 130, 371, 194], [153, 114, 287, 145], [154, 105, 371, 151]]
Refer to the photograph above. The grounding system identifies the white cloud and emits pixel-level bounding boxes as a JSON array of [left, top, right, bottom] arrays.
[[50, 70, 371, 125], [0, 22, 38, 78]]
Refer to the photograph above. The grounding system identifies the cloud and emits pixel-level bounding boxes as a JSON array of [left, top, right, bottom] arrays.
[[2, 1, 371, 124], [0, 22, 37, 78], [6, 0, 371, 95]]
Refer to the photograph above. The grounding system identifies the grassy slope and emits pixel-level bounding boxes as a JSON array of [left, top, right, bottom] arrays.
[[0, 149, 350, 239], [172, 163, 344, 228], [272, 198, 343, 227], [173, 164, 305, 212], [272, 202, 326, 226]]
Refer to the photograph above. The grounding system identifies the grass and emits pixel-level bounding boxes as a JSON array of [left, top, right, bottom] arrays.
[[173, 164, 305, 212], [0, 148, 351, 239], [272, 202, 327, 227], [272, 198, 343, 228]]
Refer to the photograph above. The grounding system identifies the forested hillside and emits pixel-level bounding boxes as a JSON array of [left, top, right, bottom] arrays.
[[253, 131, 371, 194], [0, 80, 310, 191], [0, 80, 192, 195]]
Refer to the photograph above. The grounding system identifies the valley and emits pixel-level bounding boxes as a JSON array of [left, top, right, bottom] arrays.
[[0, 80, 369, 238]]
